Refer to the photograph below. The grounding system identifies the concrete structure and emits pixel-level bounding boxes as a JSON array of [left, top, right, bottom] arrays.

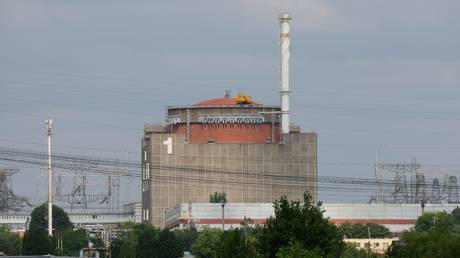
[[142, 95, 318, 227], [0, 206, 141, 229], [164, 202, 460, 233], [279, 13, 291, 134], [344, 238, 399, 254], [123, 202, 142, 223]]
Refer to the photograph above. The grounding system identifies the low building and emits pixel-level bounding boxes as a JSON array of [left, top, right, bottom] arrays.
[[344, 238, 399, 254], [165, 202, 460, 232], [165, 203, 272, 230]]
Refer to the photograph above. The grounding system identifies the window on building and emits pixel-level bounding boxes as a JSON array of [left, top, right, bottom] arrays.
[[146, 163, 150, 179], [142, 164, 145, 180]]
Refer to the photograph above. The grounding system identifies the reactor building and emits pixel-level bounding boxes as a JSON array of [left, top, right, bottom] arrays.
[[141, 13, 318, 227]]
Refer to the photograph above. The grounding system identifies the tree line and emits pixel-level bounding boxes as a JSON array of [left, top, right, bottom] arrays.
[[2, 193, 460, 257]]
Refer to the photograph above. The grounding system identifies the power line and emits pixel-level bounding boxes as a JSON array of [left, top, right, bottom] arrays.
[[2, 80, 460, 120], [1, 66, 457, 101], [1, 147, 460, 185], [3, 138, 460, 156]]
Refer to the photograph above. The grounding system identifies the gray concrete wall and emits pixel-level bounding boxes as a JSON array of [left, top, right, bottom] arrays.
[[142, 132, 317, 227]]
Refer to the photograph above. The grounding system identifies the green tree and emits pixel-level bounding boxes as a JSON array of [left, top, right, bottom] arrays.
[[24, 203, 73, 255], [111, 223, 138, 258], [135, 224, 160, 258], [338, 223, 391, 238], [340, 243, 378, 258], [256, 192, 344, 258], [414, 211, 454, 233], [276, 240, 323, 258], [173, 227, 198, 252], [29, 203, 72, 233], [22, 225, 51, 255], [218, 228, 257, 258], [0, 226, 21, 255], [111, 223, 182, 258], [192, 228, 222, 258], [158, 230, 183, 258], [451, 207, 460, 224], [61, 229, 89, 256], [210, 192, 227, 203], [387, 229, 460, 258], [23, 203, 89, 256]]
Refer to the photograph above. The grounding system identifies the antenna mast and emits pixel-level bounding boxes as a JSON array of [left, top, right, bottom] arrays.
[[46, 118, 53, 236]]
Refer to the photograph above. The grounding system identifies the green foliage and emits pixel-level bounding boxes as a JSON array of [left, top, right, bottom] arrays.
[[414, 211, 454, 233], [111, 223, 138, 258], [30, 203, 73, 233], [210, 192, 227, 203], [111, 223, 183, 258], [256, 192, 344, 258], [387, 229, 460, 258], [135, 224, 160, 258], [60, 229, 89, 256], [276, 240, 323, 258], [338, 223, 392, 238], [173, 227, 198, 252], [192, 228, 222, 258], [340, 243, 378, 258], [451, 207, 460, 224], [158, 230, 183, 258], [0, 226, 21, 255], [23, 203, 88, 256], [24, 203, 74, 255], [22, 224, 51, 255], [218, 228, 257, 258]]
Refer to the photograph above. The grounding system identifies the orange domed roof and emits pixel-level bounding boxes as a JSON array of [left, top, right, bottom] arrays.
[[193, 97, 239, 106], [193, 95, 260, 107]]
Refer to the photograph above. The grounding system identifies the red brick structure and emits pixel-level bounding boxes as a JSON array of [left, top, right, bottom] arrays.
[[167, 96, 281, 144]]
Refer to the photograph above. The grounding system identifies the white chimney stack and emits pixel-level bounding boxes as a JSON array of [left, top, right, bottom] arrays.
[[279, 13, 291, 135]]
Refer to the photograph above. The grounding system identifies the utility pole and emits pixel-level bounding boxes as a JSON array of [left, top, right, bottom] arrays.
[[221, 202, 225, 231], [46, 118, 53, 236]]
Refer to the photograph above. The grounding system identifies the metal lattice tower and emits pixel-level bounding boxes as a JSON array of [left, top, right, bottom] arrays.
[[0, 168, 32, 212], [431, 178, 441, 204], [446, 175, 459, 204], [374, 158, 460, 204], [56, 160, 114, 211], [414, 173, 426, 204]]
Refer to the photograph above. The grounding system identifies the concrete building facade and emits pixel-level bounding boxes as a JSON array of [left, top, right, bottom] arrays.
[[141, 95, 317, 227]]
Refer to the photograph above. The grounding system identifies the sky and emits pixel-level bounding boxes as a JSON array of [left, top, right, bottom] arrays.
[[0, 0, 459, 205]]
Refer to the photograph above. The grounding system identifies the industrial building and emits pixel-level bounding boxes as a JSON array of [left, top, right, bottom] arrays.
[[141, 13, 318, 227], [141, 96, 317, 227], [164, 202, 460, 233]]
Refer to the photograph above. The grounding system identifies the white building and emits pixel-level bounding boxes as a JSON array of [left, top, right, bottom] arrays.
[[165, 203, 460, 232]]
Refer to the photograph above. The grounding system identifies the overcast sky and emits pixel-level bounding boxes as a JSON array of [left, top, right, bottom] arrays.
[[1, 0, 459, 205]]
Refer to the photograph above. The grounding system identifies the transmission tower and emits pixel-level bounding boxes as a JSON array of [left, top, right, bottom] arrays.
[[446, 175, 459, 204], [374, 158, 460, 204], [0, 168, 32, 212]]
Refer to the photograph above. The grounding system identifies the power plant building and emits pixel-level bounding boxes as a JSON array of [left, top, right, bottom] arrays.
[[141, 95, 317, 226], [141, 13, 317, 227]]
